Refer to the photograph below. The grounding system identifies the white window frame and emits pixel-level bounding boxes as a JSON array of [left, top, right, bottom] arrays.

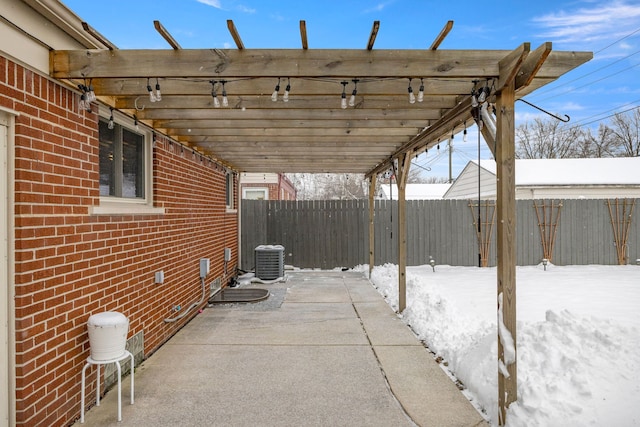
[[226, 171, 236, 211], [242, 187, 269, 200], [91, 105, 164, 215]]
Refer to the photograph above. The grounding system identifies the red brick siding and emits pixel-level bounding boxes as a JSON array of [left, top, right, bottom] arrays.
[[2, 56, 239, 426]]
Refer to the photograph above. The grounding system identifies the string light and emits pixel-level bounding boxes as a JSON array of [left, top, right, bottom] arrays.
[[271, 78, 280, 102], [220, 80, 228, 107], [283, 78, 291, 102], [349, 79, 359, 107], [147, 78, 157, 103], [340, 81, 348, 109], [417, 78, 424, 103], [463, 121, 468, 142], [79, 93, 90, 111], [134, 114, 139, 131], [210, 80, 220, 108], [408, 78, 416, 104], [471, 80, 480, 107], [154, 78, 162, 102], [77, 81, 94, 111], [108, 107, 115, 129], [86, 80, 96, 102]]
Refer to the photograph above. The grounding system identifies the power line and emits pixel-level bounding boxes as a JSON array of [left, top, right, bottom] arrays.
[[528, 49, 640, 100], [575, 104, 639, 128], [525, 25, 640, 109], [595, 26, 640, 54]]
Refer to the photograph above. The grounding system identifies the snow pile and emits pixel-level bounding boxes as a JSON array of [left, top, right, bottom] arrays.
[[369, 264, 640, 426]]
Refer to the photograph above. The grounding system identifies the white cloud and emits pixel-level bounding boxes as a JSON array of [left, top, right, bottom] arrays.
[[532, 1, 640, 47], [363, 1, 395, 13], [237, 5, 256, 13], [196, 0, 223, 9]]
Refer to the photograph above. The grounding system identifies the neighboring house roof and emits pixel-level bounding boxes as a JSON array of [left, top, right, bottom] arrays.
[[378, 183, 452, 200], [444, 157, 640, 199]]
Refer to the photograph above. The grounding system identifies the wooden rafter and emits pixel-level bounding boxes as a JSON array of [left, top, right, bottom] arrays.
[[227, 20, 245, 49], [516, 42, 552, 90], [153, 20, 182, 50], [300, 20, 308, 49], [429, 20, 453, 50], [367, 21, 380, 50]]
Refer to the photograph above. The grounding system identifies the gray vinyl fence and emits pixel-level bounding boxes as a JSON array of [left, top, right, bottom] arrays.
[[240, 199, 640, 270]]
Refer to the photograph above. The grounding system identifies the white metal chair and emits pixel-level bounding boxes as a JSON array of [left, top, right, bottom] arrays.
[[80, 350, 134, 423]]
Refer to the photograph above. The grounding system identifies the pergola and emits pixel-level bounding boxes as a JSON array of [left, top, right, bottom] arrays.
[[50, 20, 591, 424]]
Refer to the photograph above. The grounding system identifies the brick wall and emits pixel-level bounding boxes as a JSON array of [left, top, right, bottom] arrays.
[[2, 55, 239, 426]]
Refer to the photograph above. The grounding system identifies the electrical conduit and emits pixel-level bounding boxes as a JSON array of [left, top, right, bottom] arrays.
[[163, 277, 207, 323]]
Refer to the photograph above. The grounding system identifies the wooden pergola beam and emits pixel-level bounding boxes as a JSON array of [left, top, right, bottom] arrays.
[[366, 96, 474, 177], [497, 42, 530, 91], [154, 118, 430, 129], [394, 152, 411, 312], [114, 94, 458, 110], [170, 127, 419, 137], [51, 49, 529, 79], [153, 20, 182, 50], [227, 20, 245, 49], [136, 107, 442, 121], [516, 42, 553, 90], [429, 20, 453, 50], [367, 21, 380, 50]]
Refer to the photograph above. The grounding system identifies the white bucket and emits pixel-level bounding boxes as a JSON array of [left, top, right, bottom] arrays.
[[87, 312, 129, 361]]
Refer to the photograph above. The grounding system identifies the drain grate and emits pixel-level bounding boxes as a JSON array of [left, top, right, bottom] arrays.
[[208, 288, 269, 304]]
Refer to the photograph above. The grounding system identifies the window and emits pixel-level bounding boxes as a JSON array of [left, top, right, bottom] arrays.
[[226, 172, 235, 209], [93, 110, 162, 215], [99, 119, 145, 199], [243, 188, 268, 200]]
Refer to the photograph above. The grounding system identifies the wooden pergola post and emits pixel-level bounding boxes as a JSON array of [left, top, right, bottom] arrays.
[[496, 74, 518, 425], [394, 153, 411, 312], [368, 174, 376, 275]]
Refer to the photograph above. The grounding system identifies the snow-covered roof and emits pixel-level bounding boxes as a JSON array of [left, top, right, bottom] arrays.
[[379, 183, 451, 200], [472, 157, 640, 186]]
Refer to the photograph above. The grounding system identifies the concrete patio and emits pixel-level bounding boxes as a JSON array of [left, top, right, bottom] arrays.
[[76, 270, 487, 426]]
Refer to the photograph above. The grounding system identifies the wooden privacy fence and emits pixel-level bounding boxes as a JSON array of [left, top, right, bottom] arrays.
[[240, 198, 640, 270]]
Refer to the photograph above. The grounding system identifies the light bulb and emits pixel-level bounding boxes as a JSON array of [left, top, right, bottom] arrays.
[[222, 89, 228, 107], [478, 87, 488, 103], [147, 84, 157, 102], [283, 80, 290, 102], [87, 84, 96, 102], [271, 80, 280, 102], [341, 95, 347, 109], [155, 81, 162, 102], [417, 80, 424, 102], [213, 94, 220, 108], [349, 86, 357, 107], [108, 111, 115, 129], [79, 93, 90, 111], [463, 128, 468, 142], [408, 87, 416, 104]]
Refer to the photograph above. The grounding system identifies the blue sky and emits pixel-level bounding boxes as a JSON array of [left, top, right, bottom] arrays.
[[61, 0, 640, 179]]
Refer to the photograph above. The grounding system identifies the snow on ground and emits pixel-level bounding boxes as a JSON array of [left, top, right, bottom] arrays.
[[362, 263, 640, 427]]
